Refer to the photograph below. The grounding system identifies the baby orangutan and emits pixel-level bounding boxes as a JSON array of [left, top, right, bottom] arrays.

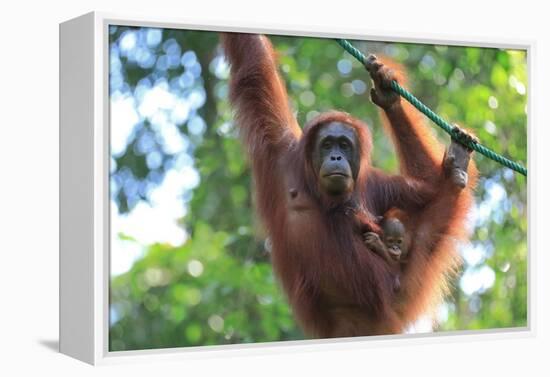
[[364, 208, 410, 265], [363, 208, 409, 292], [363, 137, 476, 292]]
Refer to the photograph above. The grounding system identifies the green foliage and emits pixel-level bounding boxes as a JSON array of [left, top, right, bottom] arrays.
[[109, 28, 527, 351], [111, 221, 301, 350]]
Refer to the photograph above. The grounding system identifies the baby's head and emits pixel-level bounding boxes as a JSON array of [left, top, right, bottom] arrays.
[[380, 208, 410, 261]]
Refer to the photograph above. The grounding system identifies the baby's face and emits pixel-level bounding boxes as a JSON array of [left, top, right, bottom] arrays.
[[382, 218, 406, 259], [384, 234, 403, 251]]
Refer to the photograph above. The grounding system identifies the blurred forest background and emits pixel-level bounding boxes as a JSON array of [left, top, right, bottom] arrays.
[[108, 26, 527, 351]]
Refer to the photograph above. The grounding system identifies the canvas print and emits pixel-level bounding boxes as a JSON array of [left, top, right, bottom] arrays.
[[108, 26, 527, 351]]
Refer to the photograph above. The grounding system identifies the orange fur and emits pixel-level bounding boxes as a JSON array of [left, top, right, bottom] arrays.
[[222, 33, 477, 337]]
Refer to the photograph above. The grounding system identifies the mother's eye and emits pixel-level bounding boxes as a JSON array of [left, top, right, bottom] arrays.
[[339, 141, 350, 150]]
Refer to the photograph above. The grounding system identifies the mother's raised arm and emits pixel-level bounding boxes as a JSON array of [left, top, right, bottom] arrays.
[[366, 55, 443, 186], [221, 33, 301, 162]]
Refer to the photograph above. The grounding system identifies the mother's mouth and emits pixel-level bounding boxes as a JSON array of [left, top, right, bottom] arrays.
[[324, 172, 349, 178]]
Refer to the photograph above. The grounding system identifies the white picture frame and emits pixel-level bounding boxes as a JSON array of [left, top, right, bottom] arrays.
[[59, 11, 533, 365]]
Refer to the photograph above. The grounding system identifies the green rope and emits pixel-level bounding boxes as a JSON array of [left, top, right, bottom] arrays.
[[335, 39, 527, 177]]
